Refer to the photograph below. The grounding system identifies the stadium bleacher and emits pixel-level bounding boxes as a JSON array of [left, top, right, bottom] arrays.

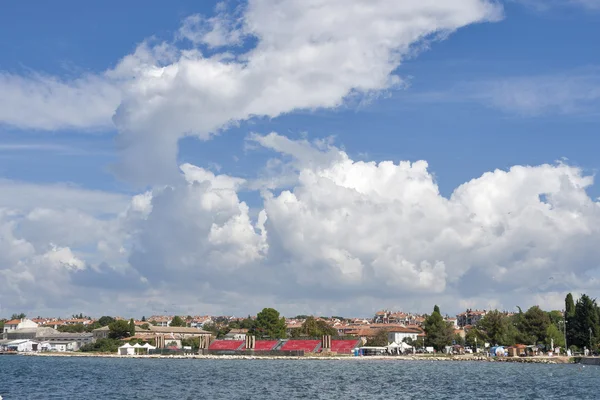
[[208, 340, 244, 351], [280, 340, 321, 353], [330, 339, 360, 354]]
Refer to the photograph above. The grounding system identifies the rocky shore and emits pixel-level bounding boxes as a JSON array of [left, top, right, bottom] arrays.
[[21, 352, 570, 363]]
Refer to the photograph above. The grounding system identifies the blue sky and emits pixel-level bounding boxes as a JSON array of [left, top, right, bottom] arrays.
[[1, 0, 600, 317], [1, 0, 598, 198]]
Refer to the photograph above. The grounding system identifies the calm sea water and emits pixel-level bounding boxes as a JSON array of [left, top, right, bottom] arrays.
[[0, 356, 597, 399]]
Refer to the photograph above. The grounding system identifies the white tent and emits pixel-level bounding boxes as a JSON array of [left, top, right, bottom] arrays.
[[142, 343, 156, 350], [118, 343, 135, 356]]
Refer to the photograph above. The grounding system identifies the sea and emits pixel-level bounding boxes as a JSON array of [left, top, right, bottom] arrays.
[[0, 356, 598, 399]]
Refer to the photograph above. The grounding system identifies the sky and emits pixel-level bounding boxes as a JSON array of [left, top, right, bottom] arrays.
[[0, 0, 599, 319]]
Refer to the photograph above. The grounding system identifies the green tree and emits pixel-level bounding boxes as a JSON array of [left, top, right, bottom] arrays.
[[80, 338, 122, 353], [366, 329, 389, 347], [565, 293, 576, 347], [572, 294, 599, 349], [545, 324, 565, 350], [98, 316, 115, 327], [297, 316, 337, 337], [181, 337, 200, 351], [108, 320, 131, 339], [423, 305, 453, 351], [239, 317, 255, 330], [140, 323, 150, 330], [547, 310, 564, 326], [479, 310, 515, 346], [141, 316, 146, 322], [251, 308, 287, 339], [129, 318, 136, 337], [203, 322, 229, 338], [170, 316, 185, 327], [465, 328, 485, 349], [11, 313, 26, 320], [0, 319, 5, 332], [521, 306, 551, 344], [453, 333, 465, 346]]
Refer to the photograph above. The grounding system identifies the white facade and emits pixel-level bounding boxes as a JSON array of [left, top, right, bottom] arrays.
[[388, 330, 419, 344], [3, 318, 38, 334], [45, 341, 78, 352], [5, 339, 38, 352]]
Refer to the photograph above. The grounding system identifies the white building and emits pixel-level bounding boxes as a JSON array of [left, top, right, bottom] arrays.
[[3, 318, 38, 336], [5, 339, 39, 352], [387, 327, 420, 344]]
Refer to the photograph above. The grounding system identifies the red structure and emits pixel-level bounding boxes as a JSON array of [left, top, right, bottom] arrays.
[[280, 340, 321, 353], [330, 340, 360, 354], [208, 340, 244, 351], [250, 340, 279, 351]]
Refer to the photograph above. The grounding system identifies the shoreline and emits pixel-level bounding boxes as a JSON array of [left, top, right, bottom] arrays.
[[18, 352, 571, 364]]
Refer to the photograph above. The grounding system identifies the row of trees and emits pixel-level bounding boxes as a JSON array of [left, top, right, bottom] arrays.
[[203, 308, 338, 339], [422, 293, 600, 352]]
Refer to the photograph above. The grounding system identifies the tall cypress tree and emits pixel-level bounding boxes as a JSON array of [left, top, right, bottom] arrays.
[[573, 295, 599, 350], [423, 305, 453, 351], [129, 318, 136, 338], [565, 293, 576, 348]]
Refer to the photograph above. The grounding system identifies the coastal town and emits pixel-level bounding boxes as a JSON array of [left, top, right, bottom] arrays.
[[1, 293, 597, 360]]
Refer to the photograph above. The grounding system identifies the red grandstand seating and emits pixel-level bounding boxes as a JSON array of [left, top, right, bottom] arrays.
[[208, 340, 244, 351], [245, 340, 279, 351], [330, 339, 360, 354], [280, 340, 321, 353]]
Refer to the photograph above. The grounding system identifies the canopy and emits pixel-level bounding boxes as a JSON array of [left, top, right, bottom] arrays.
[[142, 343, 156, 349], [119, 343, 133, 349], [132, 343, 143, 348]]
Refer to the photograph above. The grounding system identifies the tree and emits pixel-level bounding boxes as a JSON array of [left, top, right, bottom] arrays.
[[521, 306, 550, 344], [545, 324, 565, 350], [453, 333, 465, 346], [465, 328, 485, 349], [547, 310, 564, 326], [566, 293, 576, 347], [203, 322, 229, 338], [108, 320, 131, 339], [572, 294, 599, 350], [98, 316, 115, 327], [297, 316, 337, 337], [141, 316, 146, 322], [170, 316, 185, 327], [251, 308, 287, 339], [140, 323, 150, 330], [80, 338, 122, 353], [11, 313, 26, 320], [239, 317, 255, 330], [479, 310, 515, 346], [366, 329, 389, 347], [129, 318, 136, 337], [402, 337, 414, 346], [423, 305, 453, 351]]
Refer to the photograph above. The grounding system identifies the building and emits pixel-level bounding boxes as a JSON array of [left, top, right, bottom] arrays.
[[5, 326, 57, 341], [224, 329, 248, 340], [41, 333, 94, 351], [92, 326, 110, 340], [387, 327, 422, 345], [2, 318, 38, 335], [148, 316, 172, 327], [2, 339, 39, 352], [456, 309, 487, 328]]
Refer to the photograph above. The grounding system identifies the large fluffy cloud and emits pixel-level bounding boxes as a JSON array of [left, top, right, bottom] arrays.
[[1, 134, 599, 315], [0, 0, 502, 185], [113, 134, 599, 315]]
